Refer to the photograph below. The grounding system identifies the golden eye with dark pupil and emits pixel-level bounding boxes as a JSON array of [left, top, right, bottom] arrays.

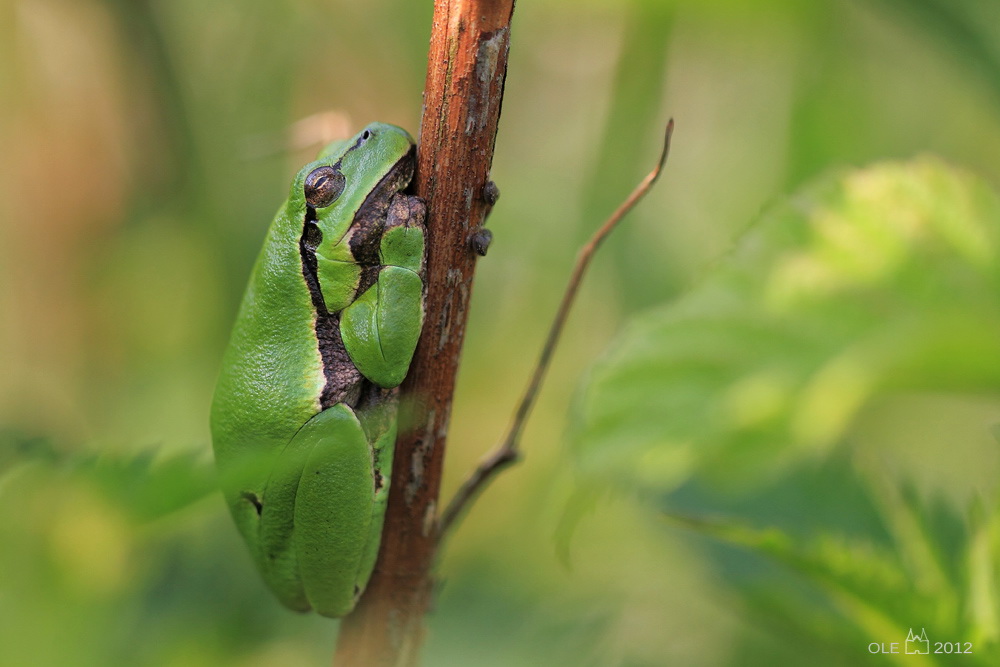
[[304, 166, 346, 208]]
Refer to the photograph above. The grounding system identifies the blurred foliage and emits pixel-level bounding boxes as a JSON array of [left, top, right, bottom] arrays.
[[575, 159, 1000, 485], [574, 159, 1000, 663], [3, 0, 1000, 665]]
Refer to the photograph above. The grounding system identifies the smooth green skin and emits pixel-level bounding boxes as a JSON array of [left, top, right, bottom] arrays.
[[210, 123, 425, 617]]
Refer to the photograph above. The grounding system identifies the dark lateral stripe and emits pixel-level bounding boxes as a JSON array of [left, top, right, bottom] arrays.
[[296, 138, 414, 409], [299, 215, 364, 409]]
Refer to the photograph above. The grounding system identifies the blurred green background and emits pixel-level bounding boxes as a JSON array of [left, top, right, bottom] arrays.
[[3, 0, 1000, 665]]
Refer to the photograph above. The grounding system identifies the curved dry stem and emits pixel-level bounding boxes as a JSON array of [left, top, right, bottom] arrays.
[[438, 119, 675, 538]]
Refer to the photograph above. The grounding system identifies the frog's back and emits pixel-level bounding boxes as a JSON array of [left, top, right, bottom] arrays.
[[210, 198, 324, 514]]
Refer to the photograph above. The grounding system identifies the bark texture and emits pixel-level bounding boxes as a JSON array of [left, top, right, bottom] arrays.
[[333, 1, 515, 665]]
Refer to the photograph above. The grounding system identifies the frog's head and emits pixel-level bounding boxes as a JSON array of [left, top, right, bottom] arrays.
[[296, 123, 415, 243], [293, 123, 417, 313]]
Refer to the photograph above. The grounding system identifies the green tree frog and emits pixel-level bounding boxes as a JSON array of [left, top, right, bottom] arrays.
[[210, 123, 426, 617]]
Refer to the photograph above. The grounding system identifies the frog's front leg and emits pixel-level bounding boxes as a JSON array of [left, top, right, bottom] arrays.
[[340, 193, 427, 388]]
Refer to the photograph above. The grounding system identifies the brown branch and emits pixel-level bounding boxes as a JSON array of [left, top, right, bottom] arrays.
[[437, 119, 675, 538], [333, 1, 515, 665]]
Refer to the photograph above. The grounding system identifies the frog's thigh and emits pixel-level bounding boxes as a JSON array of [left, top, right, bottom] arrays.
[[256, 423, 316, 613], [293, 402, 374, 617]]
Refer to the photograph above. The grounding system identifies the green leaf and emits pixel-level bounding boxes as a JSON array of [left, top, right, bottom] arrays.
[[570, 157, 1000, 659], [0, 435, 217, 524], [78, 450, 218, 523], [661, 491, 1000, 664], [572, 158, 1000, 490]]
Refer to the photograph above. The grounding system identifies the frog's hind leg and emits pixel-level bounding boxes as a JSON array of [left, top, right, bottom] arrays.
[[352, 386, 399, 597], [254, 420, 318, 613], [256, 402, 374, 616], [292, 402, 377, 617]]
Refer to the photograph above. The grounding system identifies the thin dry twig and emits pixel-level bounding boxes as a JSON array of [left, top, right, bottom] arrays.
[[437, 119, 676, 538]]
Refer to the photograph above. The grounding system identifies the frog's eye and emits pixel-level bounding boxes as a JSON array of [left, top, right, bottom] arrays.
[[304, 166, 346, 208]]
